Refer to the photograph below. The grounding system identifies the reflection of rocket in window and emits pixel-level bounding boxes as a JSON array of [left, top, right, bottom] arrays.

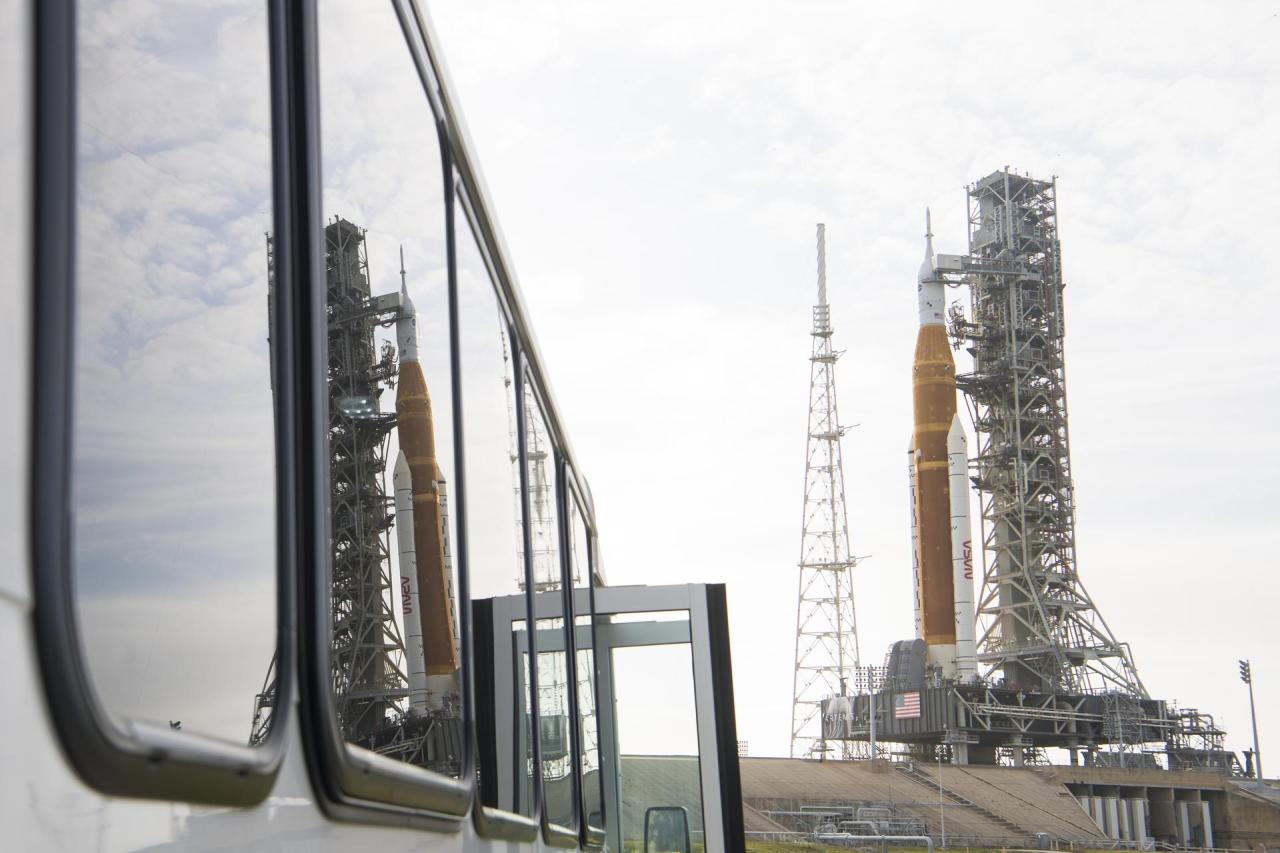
[[393, 259, 460, 713]]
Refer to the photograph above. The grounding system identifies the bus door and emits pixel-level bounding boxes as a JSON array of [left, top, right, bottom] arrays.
[[479, 583, 744, 851]]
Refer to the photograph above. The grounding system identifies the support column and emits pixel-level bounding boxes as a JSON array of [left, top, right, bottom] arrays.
[[1200, 801, 1213, 849], [1125, 798, 1148, 845], [1090, 797, 1106, 833], [1117, 797, 1132, 841]]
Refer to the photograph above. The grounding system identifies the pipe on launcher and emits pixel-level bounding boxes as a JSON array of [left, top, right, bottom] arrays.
[[908, 436, 922, 640], [947, 416, 978, 682], [393, 451, 429, 713], [911, 210, 957, 675], [395, 282, 460, 710]]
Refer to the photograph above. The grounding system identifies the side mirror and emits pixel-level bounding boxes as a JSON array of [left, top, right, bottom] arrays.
[[645, 805, 691, 853]]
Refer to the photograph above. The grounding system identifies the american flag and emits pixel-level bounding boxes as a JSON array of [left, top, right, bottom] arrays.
[[894, 691, 921, 719]]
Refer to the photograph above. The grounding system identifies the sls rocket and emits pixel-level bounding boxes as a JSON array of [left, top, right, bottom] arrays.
[[908, 211, 977, 682], [394, 260, 460, 712]]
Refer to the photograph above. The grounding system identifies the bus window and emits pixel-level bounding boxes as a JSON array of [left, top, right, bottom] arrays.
[[610, 634, 706, 849], [455, 203, 533, 818], [570, 494, 607, 839], [71, 0, 276, 747], [314, 0, 464, 791], [522, 380, 577, 833]]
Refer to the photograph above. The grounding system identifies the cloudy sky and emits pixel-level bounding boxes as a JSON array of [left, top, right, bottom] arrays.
[[73, 0, 277, 741], [426, 0, 1280, 761]]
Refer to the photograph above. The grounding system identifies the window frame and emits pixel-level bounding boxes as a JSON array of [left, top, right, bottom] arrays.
[[519, 376, 581, 847], [451, 184, 541, 844], [295, 0, 478, 826], [31, 0, 295, 805], [421, 0, 612, 828], [32, 0, 614, 833], [564, 472, 608, 850]]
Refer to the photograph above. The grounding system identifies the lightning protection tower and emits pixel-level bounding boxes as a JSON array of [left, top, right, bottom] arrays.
[[790, 223, 861, 760], [952, 171, 1144, 697]]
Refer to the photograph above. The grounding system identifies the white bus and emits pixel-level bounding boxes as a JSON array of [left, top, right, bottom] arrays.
[[1, 1, 745, 849]]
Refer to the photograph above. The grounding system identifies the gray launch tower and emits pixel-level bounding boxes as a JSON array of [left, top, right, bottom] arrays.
[[324, 218, 410, 740], [254, 220, 462, 770], [949, 171, 1143, 697]]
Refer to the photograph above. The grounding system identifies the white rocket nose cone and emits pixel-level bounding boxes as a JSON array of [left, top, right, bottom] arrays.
[[397, 285, 420, 364], [918, 242, 934, 283], [393, 448, 411, 485], [400, 280, 416, 317]]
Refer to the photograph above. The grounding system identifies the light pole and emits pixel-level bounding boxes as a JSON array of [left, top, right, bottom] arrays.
[[868, 665, 877, 760], [1240, 660, 1263, 781], [938, 750, 946, 848]]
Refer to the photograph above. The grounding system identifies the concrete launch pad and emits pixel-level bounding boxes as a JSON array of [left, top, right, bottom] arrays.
[[737, 757, 1280, 849]]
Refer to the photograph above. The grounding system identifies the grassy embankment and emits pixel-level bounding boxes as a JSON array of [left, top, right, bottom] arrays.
[[742, 840, 931, 845]]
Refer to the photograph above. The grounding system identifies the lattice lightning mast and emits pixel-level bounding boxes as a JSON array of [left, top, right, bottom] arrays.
[[790, 223, 862, 760]]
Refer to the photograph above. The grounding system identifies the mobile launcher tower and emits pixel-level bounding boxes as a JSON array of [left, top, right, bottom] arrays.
[[252, 219, 462, 774], [822, 170, 1232, 770]]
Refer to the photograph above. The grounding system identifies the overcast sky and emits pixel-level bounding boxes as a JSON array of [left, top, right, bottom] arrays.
[[427, 0, 1280, 761], [73, 0, 277, 741]]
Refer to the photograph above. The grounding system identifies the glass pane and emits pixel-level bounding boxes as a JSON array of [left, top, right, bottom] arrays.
[[536, 610, 574, 828], [456, 208, 529, 812], [317, 0, 459, 774], [0, 0, 27, 596], [71, 1, 275, 743], [571, 499, 605, 833], [613, 642, 706, 851], [523, 386, 574, 828]]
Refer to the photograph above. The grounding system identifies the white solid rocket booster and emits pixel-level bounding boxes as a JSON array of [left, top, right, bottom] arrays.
[[393, 449, 429, 714], [947, 415, 978, 682]]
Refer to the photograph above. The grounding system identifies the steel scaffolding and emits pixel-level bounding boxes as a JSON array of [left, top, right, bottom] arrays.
[[791, 223, 862, 760], [949, 171, 1144, 697], [324, 217, 411, 740]]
